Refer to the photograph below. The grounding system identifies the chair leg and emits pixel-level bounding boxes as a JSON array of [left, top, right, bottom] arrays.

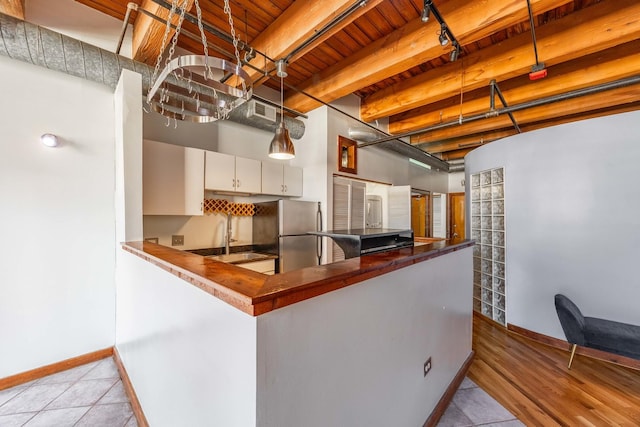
[[568, 343, 577, 369]]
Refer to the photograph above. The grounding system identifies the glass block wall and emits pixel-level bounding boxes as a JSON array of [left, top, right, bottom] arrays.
[[471, 168, 506, 325]]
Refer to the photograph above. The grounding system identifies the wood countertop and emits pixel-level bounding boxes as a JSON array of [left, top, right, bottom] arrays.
[[122, 239, 474, 316]]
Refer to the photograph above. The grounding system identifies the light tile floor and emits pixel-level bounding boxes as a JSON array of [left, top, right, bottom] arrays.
[[1, 358, 518, 427], [437, 377, 524, 427], [0, 357, 136, 427]]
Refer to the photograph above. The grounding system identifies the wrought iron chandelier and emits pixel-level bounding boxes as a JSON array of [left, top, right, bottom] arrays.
[[146, 0, 253, 123]]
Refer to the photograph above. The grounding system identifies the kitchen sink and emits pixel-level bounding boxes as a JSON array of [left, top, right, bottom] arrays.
[[206, 252, 271, 264]]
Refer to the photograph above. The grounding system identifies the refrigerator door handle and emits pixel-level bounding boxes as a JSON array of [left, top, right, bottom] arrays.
[[316, 203, 323, 263]]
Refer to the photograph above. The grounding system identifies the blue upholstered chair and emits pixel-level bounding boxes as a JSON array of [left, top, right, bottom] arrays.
[[554, 294, 640, 368]]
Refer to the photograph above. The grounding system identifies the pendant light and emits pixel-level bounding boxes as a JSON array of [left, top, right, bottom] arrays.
[[268, 60, 295, 159]]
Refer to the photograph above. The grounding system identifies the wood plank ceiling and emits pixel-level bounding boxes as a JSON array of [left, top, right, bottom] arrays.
[[73, 0, 640, 162]]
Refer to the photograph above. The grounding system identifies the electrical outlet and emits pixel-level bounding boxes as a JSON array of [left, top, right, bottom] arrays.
[[171, 235, 184, 246], [423, 357, 432, 377]]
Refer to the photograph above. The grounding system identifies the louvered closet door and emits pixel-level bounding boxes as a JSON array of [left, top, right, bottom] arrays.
[[350, 181, 366, 229], [332, 178, 350, 262]]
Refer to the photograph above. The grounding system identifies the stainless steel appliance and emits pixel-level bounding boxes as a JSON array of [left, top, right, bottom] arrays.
[[308, 228, 413, 259], [253, 200, 322, 273]]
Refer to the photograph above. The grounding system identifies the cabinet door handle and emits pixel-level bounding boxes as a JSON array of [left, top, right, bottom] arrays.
[[232, 178, 236, 188], [281, 184, 284, 192], [284, 184, 288, 192], [237, 179, 241, 188]]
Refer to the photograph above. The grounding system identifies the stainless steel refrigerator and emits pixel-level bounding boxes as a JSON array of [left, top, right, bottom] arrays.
[[253, 200, 322, 273]]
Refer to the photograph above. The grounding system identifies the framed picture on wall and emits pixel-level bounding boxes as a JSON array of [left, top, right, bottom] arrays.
[[338, 135, 357, 174]]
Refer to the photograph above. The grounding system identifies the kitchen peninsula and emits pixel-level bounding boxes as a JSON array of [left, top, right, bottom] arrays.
[[116, 238, 474, 426]]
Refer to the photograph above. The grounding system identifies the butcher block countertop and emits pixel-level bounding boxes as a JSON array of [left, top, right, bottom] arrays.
[[122, 239, 474, 316]]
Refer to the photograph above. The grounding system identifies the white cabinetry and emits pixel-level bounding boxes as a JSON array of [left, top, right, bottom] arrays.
[[262, 163, 303, 197], [143, 140, 204, 216], [284, 165, 303, 196], [205, 151, 261, 193]]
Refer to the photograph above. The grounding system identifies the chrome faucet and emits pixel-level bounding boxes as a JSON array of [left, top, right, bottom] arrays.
[[225, 212, 237, 255]]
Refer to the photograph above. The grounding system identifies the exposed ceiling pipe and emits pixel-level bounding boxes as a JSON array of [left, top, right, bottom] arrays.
[[447, 158, 465, 172], [359, 74, 640, 148], [116, 2, 136, 55], [448, 163, 465, 172], [490, 80, 521, 133], [0, 12, 305, 138], [283, 1, 367, 63]]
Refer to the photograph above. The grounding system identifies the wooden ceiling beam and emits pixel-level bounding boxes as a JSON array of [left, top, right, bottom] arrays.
[[364, 0, 640, 122], [418, 102, 640, 155], [410, 86, 640, 146], [243, 0, 386, 83], [0, 0, 24, 19], [391, 40, 640, 134], [132, 0, 195, 65], [285, 0, 573, 113], [416, 129, 518, 154]]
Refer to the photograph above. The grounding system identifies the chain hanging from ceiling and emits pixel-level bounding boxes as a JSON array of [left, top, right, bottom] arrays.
[[146, 0, 253, 124]]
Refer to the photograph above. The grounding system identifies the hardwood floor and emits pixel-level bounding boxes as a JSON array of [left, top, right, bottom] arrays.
[[468, 313, 640, 426]]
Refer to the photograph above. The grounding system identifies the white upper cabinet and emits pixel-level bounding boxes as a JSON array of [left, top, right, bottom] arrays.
[[262, 163, 303, 197], [283, 165, 303, 197], [143, 140, 205, 216], [205, 151, 235, 192], [235, 157, 262, 193], [261, 162, 283, 195], [205, 151, 262, 194]]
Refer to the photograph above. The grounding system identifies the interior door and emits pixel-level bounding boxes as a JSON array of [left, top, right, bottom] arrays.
[[411, 195, 428, 237], [448, 192, 465, 239]]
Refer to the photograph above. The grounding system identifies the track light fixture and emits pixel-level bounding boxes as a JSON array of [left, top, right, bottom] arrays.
[[450, 42, 460, 62], [439, 24, 449, 46], [421, 1, 462, 61], [421, 0, 431, 22]]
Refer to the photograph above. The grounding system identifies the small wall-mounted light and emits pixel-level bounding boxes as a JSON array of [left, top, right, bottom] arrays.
[[40, 133, 59, 147]]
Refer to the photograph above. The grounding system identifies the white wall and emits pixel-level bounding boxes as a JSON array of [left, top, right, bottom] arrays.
[[115, 70, 143, 243], [448, 171, 465, 193], [115, 250, 257, 427], [256, 248, 473, 426], [0, 55, 116, 377], [465, 110, 640, 340]]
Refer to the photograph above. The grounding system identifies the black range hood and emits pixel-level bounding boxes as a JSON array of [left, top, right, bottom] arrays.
[[309, 228, 414, 259]]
